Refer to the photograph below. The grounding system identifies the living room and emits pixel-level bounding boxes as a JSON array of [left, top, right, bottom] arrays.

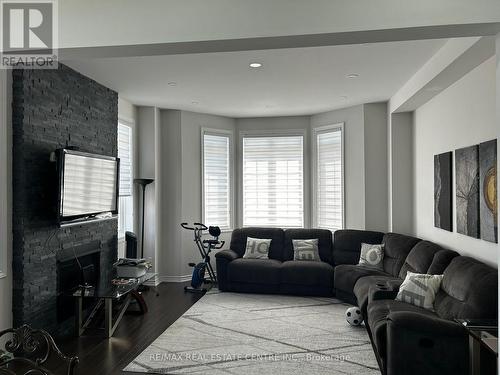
[[0, 1, 499, 375]]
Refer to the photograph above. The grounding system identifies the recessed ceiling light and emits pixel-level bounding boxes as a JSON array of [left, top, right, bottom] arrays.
[[191, 101, 199, 105], [249, 62, 263, 68], [167, 82, 177, 86], [347, 73, 359, 79]]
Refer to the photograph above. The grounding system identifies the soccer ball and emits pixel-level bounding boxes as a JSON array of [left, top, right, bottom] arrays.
[[346, 307, 363, 326]]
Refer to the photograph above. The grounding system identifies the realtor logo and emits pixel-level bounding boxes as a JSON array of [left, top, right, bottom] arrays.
[[1, 0, 58, 69]]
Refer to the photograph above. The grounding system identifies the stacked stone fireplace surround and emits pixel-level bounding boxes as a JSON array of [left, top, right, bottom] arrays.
[[12, 64, 118, 335]]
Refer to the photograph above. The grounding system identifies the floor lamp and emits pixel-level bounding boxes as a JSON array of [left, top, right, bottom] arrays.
[[134, 178, 154, 259]]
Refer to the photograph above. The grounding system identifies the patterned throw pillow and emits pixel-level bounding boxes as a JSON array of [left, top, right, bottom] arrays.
[[396, 272, 444, 310], [243, 237, 272, 259], [358, 243, 384, 270], [293, 239, 321, 261]]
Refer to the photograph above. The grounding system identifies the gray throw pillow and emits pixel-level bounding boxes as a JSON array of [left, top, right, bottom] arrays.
[[396, 272, 443, 310], [358, 243, 384, 270], [293, 239, 321, 261], [243, 237, 272, 259]]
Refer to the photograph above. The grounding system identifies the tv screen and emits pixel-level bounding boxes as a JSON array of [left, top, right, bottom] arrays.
[[58, 149, 119, 224]]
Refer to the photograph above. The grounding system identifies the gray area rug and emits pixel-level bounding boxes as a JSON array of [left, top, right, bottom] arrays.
[[124, 290, 380, 374]]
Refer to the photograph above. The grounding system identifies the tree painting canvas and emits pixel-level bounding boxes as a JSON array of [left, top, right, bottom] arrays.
[[434, 152, 453, 231], [479, 139, 497, 243], [456, 145, 480, 238]]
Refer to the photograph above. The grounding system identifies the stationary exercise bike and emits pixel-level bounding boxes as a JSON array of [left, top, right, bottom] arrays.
[[181, 222, 224, 294]]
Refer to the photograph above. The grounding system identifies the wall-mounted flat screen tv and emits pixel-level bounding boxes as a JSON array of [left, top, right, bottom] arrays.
[[57, 149, 119, 225]]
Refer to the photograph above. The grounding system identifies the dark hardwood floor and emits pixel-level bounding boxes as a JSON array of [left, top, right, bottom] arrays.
[[58, 282, 202, 375]]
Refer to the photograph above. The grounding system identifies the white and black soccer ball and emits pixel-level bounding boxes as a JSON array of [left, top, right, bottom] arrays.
[[346, 307, 363, 326]]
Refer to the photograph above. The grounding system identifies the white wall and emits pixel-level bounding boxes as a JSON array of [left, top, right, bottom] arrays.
[[413, 57, 497, 265], [390, 112, 414, 234], [59, 0, 500, 49], [363, 103, 389, 232], [0, 71, 12, 332], [157, 110, 236, 280]]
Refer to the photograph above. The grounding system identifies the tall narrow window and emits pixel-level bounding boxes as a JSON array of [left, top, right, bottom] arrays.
[[242, 135, 304, 227], [315, 125, 343, 230], [203, 131, 232, 230], [118, 122, 134, 238]]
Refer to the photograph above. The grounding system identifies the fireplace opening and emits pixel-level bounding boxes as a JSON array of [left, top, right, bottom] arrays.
[[57, 241, 101, 322]]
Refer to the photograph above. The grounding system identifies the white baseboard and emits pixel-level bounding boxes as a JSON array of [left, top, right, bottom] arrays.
[[157, 275, 192, 283]]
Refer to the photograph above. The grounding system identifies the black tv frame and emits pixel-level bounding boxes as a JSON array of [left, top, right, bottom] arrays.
[[57, 149, 120, 227]]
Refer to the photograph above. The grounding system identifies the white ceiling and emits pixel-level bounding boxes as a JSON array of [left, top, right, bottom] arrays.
[[64, 39, 447, 118]]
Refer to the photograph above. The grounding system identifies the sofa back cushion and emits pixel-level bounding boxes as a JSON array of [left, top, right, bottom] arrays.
[[398, 241, 445, 279], [284, 229, 333, 263], [230, 227, 285, 260], [332, 229, 385, 266], [382, 233, 421, 277], [427, 249, 460, 275], [434, 256, 498, 320]]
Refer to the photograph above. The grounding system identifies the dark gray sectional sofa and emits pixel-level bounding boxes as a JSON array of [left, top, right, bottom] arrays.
[[215, 227, 498, 375], [216, 227, 335, 296]]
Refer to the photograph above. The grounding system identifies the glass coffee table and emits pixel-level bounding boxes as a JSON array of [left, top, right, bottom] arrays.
[[70, 272, 156, 338]]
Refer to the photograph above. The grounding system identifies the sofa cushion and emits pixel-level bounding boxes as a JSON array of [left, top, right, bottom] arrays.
[[398, 240, 444, 279], [427, 249, 459, 275], [382, 233, 421, 277], [284, 229, 333, 263], [227, 259, 282, 285], [358, 243, 384, 270], [353, 275, 402, 315], [396, 272, 444, 311], [332, 229, 385, 266], [334, 264, 390, 296], [367, 299, 438, 364], [292, 239, 321, 261], [243, 237, 272, 259], [281, 261, 334, 287], [434, 256, 498, 320], [230, 227, 285, 260]]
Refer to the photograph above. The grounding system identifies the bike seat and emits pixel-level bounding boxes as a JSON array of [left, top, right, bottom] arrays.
[[203, 239, 220, 245]]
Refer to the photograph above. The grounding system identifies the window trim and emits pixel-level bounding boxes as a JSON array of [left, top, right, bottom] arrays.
[[239, 129, 307, 228], [117, 119, 134, 240], [201, 127, 235, 231], [312, 123, 345, 231]]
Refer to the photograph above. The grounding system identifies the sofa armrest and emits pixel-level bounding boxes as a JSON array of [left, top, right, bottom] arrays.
[[215, 249, 240, 262], [387, 311, 465, 337], [368, 281, 400, 303], [385, 311, 467, 375]]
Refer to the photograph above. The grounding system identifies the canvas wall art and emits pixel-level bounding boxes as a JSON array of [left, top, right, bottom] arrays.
[[479, 139, 497, 243], [456, 145, 480, 238], [434, 151, 453, 231]]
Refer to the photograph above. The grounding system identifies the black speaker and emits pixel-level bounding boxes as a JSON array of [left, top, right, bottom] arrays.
[[125, 231, 138, 258]]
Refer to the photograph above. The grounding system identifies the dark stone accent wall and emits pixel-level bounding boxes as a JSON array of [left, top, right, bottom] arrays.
[[11, 64, 118, 335]]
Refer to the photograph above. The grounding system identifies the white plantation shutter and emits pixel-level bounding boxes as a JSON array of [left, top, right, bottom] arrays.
[[118, 123, 132, 196], [243, 135, 304, 227], [316, 127, 343, 230], [203, 133, 231, 229]]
